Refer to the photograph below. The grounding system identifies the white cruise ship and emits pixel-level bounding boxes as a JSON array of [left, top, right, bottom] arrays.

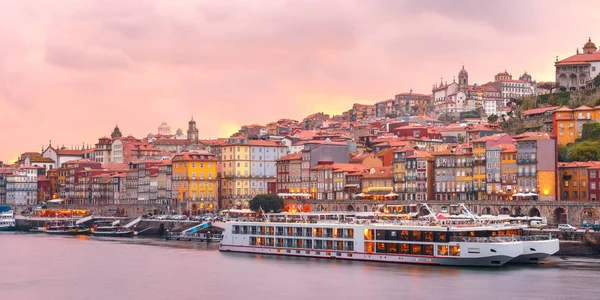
[[219, 209, 531, 267], [0, 205, 16, 231]]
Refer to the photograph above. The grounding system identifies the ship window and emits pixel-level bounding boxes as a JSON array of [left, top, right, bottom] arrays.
[[400, 230, 409, 241], [376, 230, 386, 240], [423, 231, 433, 242], [424, 245, 434, 256], [400, 243, 410, 254], [364, 229, 374, 240], [411, 231, 422, 241], [411, 244, 422, 255], [387, 243, 398, 254], [438, 245, 449, 256], [450, 246, 461, 256], [376, 242, 387, 253], [364, 242, 375, 253]]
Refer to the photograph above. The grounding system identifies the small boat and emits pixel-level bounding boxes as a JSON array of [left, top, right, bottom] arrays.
[[44, 220, 79, 235], [0, 205, 16, 231], [91, 220, 135, 237], [29, 227, 46, 233]]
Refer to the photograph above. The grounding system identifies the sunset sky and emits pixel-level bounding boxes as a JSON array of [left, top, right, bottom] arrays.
[[0, 0, 598, 162]]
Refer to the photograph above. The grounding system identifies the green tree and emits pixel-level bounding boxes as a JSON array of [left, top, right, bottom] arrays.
[[569, 141, 600, 162], [594, 74, 600, 87], [582, 123, 600, 140], [249, 194, 284, 213], [487, 114, 498, 123], [457, 135, 465, 143], [558, 144, 569, 162], [521, 97, 535, 111], [547, 94, 558, 106]]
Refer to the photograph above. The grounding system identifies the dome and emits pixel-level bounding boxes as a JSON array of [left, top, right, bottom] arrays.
[[459, 65, 468, 75], [584, 37, 596, 49]]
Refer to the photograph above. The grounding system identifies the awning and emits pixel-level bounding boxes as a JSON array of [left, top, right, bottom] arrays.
[[365, 190, 391, 196], [365, 187, 393, 192], [355, 193, 365, 197], [344, 184, 360, 188], [408, 212, 419, 217], [385, 193, 399, 197]]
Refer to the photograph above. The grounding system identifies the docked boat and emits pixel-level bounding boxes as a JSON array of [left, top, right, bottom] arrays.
[[219, 208, 527, 267], [91, 220, 135, 237], [44, 220, 79, 235], [0, 205, 16, 231]]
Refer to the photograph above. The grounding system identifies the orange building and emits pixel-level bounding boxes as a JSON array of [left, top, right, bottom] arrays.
[[553, 105, 600, 145]]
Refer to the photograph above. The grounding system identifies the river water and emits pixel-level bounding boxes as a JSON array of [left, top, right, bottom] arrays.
[[0, 233, 597, 300]]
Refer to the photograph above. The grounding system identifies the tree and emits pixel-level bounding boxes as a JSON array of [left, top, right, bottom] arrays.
[[521, 97, 536, 111], [594, 74, 600, 87], [558, 144, 569, 162], [547, 94, 558, 106], [487, 114, 498, 123], [249, 194, 284, 213], [569, 141, 600, 162], [457, 135, 465, 143], [582, 123, 600, 141]]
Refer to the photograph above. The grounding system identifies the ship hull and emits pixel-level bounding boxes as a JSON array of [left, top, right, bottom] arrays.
[[219, 244, 519, 267], [508, 239, 559, 264]]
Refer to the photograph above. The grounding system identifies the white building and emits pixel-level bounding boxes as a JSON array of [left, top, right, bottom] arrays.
[[5, 168, 38, 205], [555, 38, 600, 91]]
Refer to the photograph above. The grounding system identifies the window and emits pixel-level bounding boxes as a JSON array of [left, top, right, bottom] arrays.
[[564, 191, 569, 199]]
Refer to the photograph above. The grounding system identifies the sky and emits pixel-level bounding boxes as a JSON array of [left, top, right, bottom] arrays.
[[0, 0, 599, 163]]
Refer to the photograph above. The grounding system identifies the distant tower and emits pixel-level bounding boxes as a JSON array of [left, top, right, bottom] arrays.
[[111, 125, 122, 140], [158, 122, 171, 135], [583, 37, 597, 54], [458, 65, 468, 92], [187, 117, 199, 144]]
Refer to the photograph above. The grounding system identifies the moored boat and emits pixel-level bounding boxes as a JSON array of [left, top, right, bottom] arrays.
[[91, 220, 135, 237], [44, 220, 79, 235], [0, 205, 15, 231], [219, 208, 525, 267]]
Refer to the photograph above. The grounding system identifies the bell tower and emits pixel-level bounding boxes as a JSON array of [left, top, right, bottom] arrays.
[[187, 117, 199, 144], [458, 65, 468, 92]]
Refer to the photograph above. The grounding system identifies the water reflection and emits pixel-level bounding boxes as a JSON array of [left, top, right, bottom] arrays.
[[1, 232, 600, 300]]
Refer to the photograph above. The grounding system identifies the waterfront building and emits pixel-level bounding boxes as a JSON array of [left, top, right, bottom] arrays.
[[26, 157, 56, 172], [157, 161, 173, 207], [172, 152, 218, 214], [515, 133, 557, 201], [300, 141, 349, 195], [555, 38, 599, 91], [37, 175, 51, 203], [276, 153, 302, 194], [5, 167, 38, 205], [332, 164, 365, 201], [485, 144, 503, 200], [360, 166, 394, 200], [0, 173, 6, 204], [404, 151, 433, 202], [455, 150, 475, 201], [500, 144, 518, 200], [433, 149, 457, 201], [558, 162, 600, 201], [220, 138, 287, 209], [587, 166, 600, 201], [60, 159, 102, 204]]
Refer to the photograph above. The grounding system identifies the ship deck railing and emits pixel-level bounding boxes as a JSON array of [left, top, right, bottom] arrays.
[[166, 231, 223, 242]]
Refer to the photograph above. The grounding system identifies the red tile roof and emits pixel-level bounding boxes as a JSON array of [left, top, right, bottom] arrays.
[[556, 52, 600, 65], [522, 106, 558, 116]]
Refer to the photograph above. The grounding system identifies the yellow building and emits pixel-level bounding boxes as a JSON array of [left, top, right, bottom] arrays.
[[454, 152, 475, 201], [221, 139, 287, 208], [500, 144, 517, 200], [172, 152, 218, 214], [392, 148, 408, 200], [553, 105, 600, 146], [471, 139, 487, 201]]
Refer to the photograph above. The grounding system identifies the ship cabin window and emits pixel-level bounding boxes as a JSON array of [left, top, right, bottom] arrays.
[[315, 228, 323, 237], [364, 229, 374, 240], [438, 245, 449, 256]]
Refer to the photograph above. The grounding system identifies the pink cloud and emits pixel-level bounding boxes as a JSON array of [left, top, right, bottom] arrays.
[[0, 0, 599, 162]]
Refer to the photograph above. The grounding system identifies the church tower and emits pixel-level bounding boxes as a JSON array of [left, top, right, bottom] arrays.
[[458, 65, 468, 92], [187, 117, 199, 144], [111, 125, 122, 140]]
